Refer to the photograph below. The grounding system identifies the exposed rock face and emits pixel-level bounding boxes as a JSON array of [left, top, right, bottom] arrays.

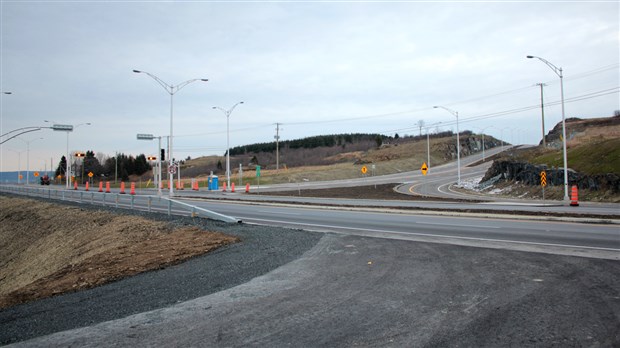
[[481, 160, 620, 193], [436, 135, 502, 161]]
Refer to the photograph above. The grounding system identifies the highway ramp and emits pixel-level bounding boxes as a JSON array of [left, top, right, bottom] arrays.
[[12, 233, 620, 347]]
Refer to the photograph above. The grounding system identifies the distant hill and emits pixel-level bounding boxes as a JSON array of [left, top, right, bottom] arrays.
[[182, 130, 502, 180]]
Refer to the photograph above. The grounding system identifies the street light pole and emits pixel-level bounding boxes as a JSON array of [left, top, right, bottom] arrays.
[[213, 102, 244, 189], [434, 106, 461, 185], [423, 121, 441, 172], [18, 137, 43, 185], [133, 69, 208, 197], [527, 56, 569, 201]]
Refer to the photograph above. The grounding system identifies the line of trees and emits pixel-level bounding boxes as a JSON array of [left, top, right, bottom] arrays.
[[228, 133, 389, 156], [55, 151, 152, 182]]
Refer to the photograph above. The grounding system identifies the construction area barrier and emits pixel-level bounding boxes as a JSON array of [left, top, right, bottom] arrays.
[[73, 181, 78, 190], [120, 182, 126, 194], [130, 182, 136, 195], [98, 182, 103, 192], [570, 185, 579, 206], [105, 182, 111, 193], [231, 183, 235, 193], [245, 183, 250, 193], [85, 182, 90, 191]]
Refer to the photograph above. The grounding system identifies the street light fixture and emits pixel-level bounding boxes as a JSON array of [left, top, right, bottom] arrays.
[[423, 121, 442, 173], [137, 133, 163, 196], [433, 106, 461, 185], [527, 55, 569, 201], [133, 69, 208, 197], [212, 101, 244, 189], [45, 121, 90, 188], [17, 137, 44, 185]]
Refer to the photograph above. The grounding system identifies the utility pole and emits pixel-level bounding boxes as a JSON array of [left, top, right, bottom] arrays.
[[275, 123, 282, 170], [536, 83, 547, 147]]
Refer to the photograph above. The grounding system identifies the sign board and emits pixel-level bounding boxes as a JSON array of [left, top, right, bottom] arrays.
[[137, 133, 155, 140], [169, 166, 177, 174], [256, 165, 261, 177], [34, 172, 39, 177], [540, 171, 547, 187], [88, 172, 94, 178], [51, 124, 73, 132], [361, 166, 368, 174], [421, 162, 428, 176]]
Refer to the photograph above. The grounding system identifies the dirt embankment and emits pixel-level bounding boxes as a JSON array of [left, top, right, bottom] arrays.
[[0, 195, 238, 309]]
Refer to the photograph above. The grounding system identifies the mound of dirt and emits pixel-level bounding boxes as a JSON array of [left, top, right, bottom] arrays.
[[0, 195, 238, 309]]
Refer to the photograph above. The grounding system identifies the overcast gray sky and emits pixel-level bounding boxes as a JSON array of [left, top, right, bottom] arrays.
[[1, 0, 618, 172]]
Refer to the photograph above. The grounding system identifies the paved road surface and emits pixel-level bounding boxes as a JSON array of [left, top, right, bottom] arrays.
[[11, 233, 620, 347]]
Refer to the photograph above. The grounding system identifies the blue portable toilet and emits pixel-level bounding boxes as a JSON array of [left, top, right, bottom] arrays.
[[209, 175, 218, 190]]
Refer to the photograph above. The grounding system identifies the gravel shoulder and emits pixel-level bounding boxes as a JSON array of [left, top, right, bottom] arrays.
[[0, 194, 322, 345]]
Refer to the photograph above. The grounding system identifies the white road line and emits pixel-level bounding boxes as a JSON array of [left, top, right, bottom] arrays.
[[239, 217, 620, 253]]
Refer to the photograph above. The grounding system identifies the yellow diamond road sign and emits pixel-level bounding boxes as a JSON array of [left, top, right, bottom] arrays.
[[88, 172, 94, 178], [421, 163, 428, 176]]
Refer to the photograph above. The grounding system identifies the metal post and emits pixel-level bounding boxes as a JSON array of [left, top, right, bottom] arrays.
[[536, 83, 547, 147]]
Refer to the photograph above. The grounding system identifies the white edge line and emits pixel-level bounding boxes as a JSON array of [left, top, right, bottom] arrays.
[[240, 216, 620, 253]]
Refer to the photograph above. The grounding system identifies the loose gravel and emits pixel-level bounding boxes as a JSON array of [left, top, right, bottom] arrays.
[[0, 195, 322, 345]]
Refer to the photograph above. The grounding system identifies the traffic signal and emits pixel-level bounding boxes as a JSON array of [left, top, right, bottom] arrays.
[[161, 149, 165, 161], [75, 152, 85, 158], [147, 156, 157, 161]]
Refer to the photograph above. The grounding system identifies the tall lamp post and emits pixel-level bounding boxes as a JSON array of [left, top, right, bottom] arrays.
[[18, 137, 44, 185], [527, 55, 569, 201], [133, 69, 208, 197], [212, 101, 244, 189], [45, 121, 90, 188], [423, 121, 442, 173], [434, 106, 461, 185], [7, 148, 23, 184]]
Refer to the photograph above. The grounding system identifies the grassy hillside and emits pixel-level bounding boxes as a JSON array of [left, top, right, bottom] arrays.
[[181, 132, 503, 185], [509, 116, 620, 175]]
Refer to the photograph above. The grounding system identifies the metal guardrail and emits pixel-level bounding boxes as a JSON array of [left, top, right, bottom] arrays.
[[0, 185, 240, 224]]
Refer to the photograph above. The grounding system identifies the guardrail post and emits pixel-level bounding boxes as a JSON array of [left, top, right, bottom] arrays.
[[131, 195, 134, 209], [148, 196, 152, 213], [103, 192, 106, 206], [91, 192, 94, 205], [168, 199, 172, 216], [62, 190, 65, 201], [115, 194, 119, 208]]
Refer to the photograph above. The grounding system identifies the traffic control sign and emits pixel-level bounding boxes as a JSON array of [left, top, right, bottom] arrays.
[[169, 166, 177, 174], [540, 171, 547, 187], [88, 172, 94, 178], [34, 172, 39, 177], [361, 166, 368, 174], [421, 163, 428, 176]]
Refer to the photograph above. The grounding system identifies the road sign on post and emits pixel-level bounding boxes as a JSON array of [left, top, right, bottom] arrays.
[[421, 162, 428, 176], [361, 166, 368, 174], [540, 171, 547, 186]]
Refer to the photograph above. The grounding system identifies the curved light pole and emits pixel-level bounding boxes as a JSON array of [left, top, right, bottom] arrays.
[[17, 137, 43, 185], [527, 55, 569, 201], [434, 106, 461, 185], [133, 70, 208, 197], [213, 101, 244, 189]]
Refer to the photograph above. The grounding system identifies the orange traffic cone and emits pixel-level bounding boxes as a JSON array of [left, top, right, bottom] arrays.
[[74, 181, 78, 190], [231, 182, 235, 193], [105, 182, 111, 193], [570, 185, 579, 207], [222, 182, 227, 192], [85, 182, 90, 191], [245, 183, 250, 193], [98, 182, 103, 192], [192, 180, 199, 191], [130, 182, 136, 195], [120, 181, 126, 194], [168, 180, 171, 189], [160, 181, 163, 189]]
